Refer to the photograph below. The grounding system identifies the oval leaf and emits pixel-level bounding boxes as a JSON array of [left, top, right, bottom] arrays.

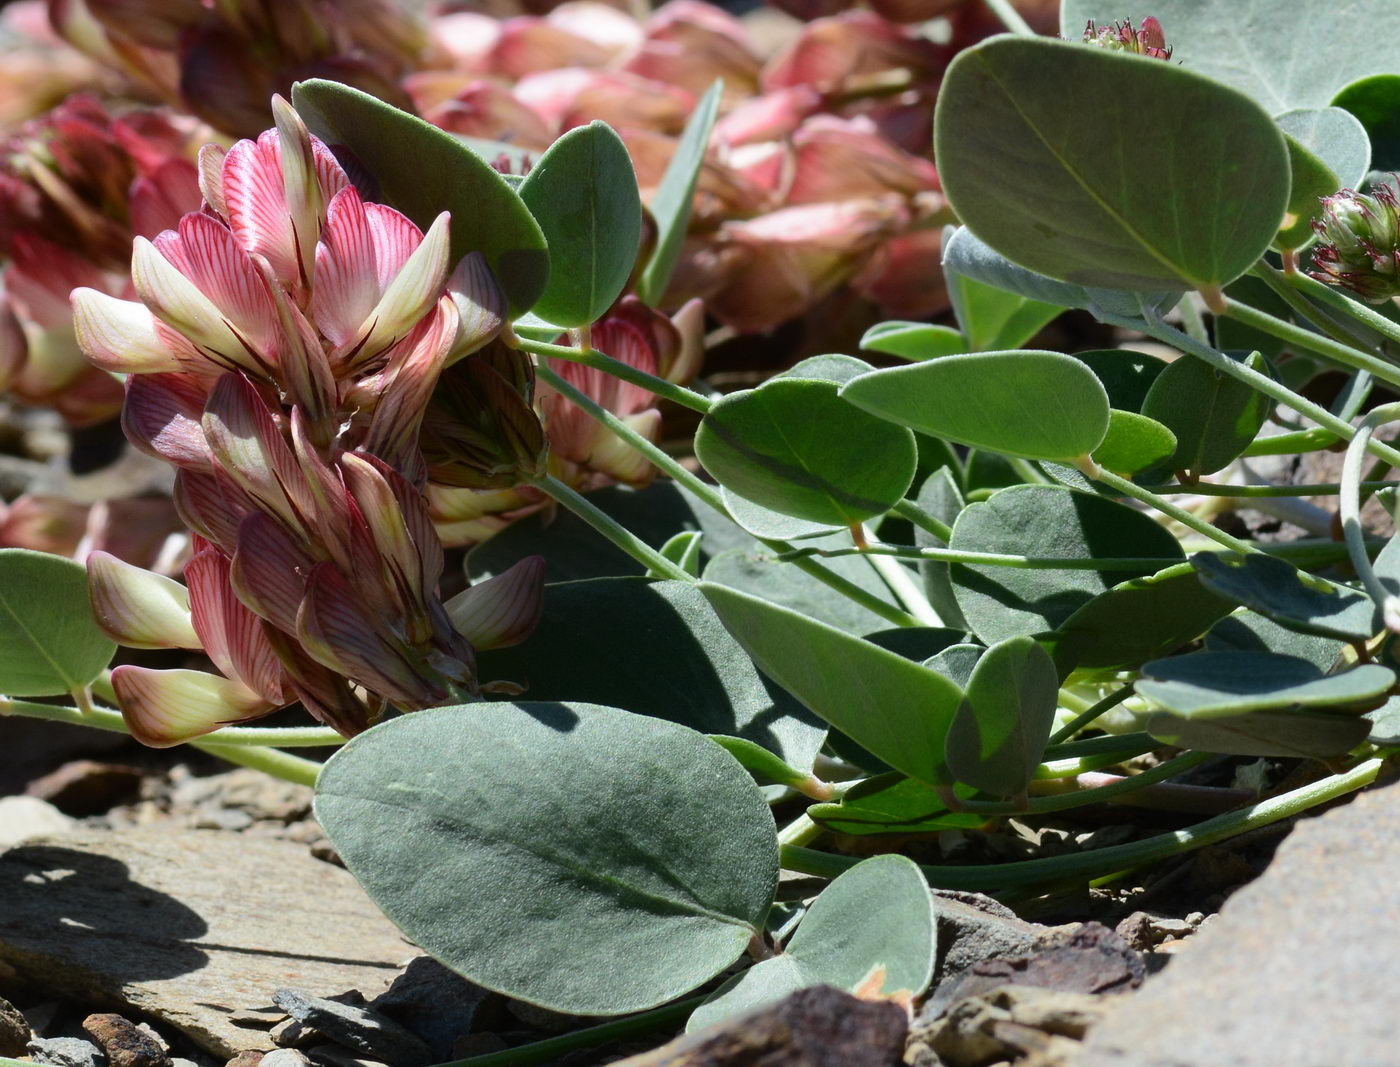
[[807, 773, 985, 837], [688, 855, 935, 1031], [944, 636, 1058, 798], [1276, 106, 1370, 191], [1147, 709, 1372, 759], [935, 37, 1290, 292], [1091, 410, 1177, 474], [291, 79, 549, 315], [0, 549, 116, 696], [700, 582, 963, 784], [696, 378, 918, 526], [842, 351, 1110, 462], [518, 121, 642, 326], [1140, 351, 1271, 478], [1192, 552, 1377, 641], [1137, 652, 1394, 717], [1332, 75, 1400, 170], [861, 322, 967, 361], [315, 702, 778, 1014]]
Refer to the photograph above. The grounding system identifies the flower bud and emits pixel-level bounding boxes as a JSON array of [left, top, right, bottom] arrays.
[[1309, 182, 1400, 303], [1080, 16, 1172, 60]]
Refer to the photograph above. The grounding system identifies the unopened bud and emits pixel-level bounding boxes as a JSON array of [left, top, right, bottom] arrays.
[[1309, 181, 1400, 303]]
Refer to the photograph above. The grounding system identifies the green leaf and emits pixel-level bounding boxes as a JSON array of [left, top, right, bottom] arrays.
[[807, 773, 985, 836], [776, 354, 876, 384], [1071, 349, 1167, 412], [924, 643, 985, 687], [700, 582, 963, 784], [1048, 563, 1238, 672], [638, 80, 722, 307], [1140, 351, 1271, 478], [1063, 1, 1400, 112], [861, 321, 967, 361], [942, 226, 1064, 350], [723, 489, 841, 542], [702, 543, 904, 635], [1332, 76, 1400, 170], [942, 226, 1177, 324], [696, 378, 918, 526], [842, 351, 1110, 462], [935, 37, 1290, 292], [950, 486, 1184, 645], [0, 549, 116, 696], [687, 855, 935, 1031], [912, 467, 968, 631], [1091, 410, 1177, 474], [656, 530, 703, 577], [709, 735, 820, 792], [1147, 708, 1373, 759], [945, 636, 1058, 797], [474, 578, 826, 770], [1192, 552, 1377, 641], [1276, 107, 1370, 191], [1276, 132, 1342, 250], [1137, 652, 1394, 717], [291, 79, 549, 316], [315, 702, 777, 1014], [517, 122, 641, 326], [1205, 610, 1346, 671]]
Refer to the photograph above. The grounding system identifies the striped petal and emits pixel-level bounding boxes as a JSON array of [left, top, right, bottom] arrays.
[[113, 666, 273, 747], [186, 548, 288, 704], [221, 130, 299, 288], [87, 550, 200, 649], [361, 296, 458, 473], [71, 288, 184, 374], [229, 511, 315, 635], [311, 185, 380, 351], [343, 212, 452, 369], [271, 95, 323, 288], [122, 372, 214, 471], [201, 372, 312, 533], [445, 555, 545, 651], [173, 468, 255, 553]]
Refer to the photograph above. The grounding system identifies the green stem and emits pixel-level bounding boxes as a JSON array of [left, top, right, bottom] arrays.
[[1241, 428, 1338, 456], [781, 757, 1382, 891], [981, 0, 1036, 36], [1249, 262, 1390, 357], [781, 545, 1185, 570], [1339, 402, 1400, 622], [193, 742, 322, 787], [529, 473, 695, 582], [533, 362, 920, 628], [449, 995, 708, 1067], [1092, 468, 1258, 555], [966, 751, 1208, 814], [1281, 265, 1400, 351], [514, 336, 712, 414], [1048, 685, 1135, 744], [1103, 311, 1400, 469], [864, 526, 943, 626], [1138, 481, 1395, 497], [1221, 298, 1400, 391], [1176, 292, 1209, 345], [777, 813, 824, 848], [892, 497, 952, 542]]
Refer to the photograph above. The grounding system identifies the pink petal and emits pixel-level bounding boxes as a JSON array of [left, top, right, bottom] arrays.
[[445, 252, 506, 361], [220, 130, 299, 288], [201, 372, 313, 533], [228, 511, 315, 634], [71, 288, 184, 374], [311, 185, 380, 351], [186, 547, 287, 703], [122, 372, 214, 471], [113, 665, 274, 747], [173, 468, 254, 553], [445, 555, 545, 651], [260, 622, 377, 737], [87, 550, 200, 649], [129, 159, 202, 239], [362, 296, 458, 473], [198, 143, 228, 218], [6, 234, 106, 329], [589, 409, 660, 485], [342, 212, 452, 370]]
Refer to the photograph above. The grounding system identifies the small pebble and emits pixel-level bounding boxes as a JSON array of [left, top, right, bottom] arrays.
[[0, 995, 29, 1057], [27, 1036, 108, 1067], [273, 990, 431, 1067], [224, 1052, 265, 1067], [83, 1013, 169, 1067], [261, 1052, 314, 1067]]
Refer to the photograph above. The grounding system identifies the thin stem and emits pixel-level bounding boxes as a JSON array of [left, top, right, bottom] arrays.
[[2, 697, 343, 748], [1221, 298, 1400, 391], [777, 813, 823, 848], [448, 995, 709, 1067], [864, 525, 943, 626], [1092, 468, 1258, 555], [1340, 402, 1400, 626], [1139, 481, 1395, 497], [1048, 685, 1135, 744], [513, 335, 712, 414], [963, 751, 1208, 814], [780, 757, 1382, 891], [1177, 292, 1209, 344], [193, 742, 321, 787], [528, 473, 694, 583], [1249, 262, 1388, 355], [533, 362, 920, 628], [780, 545, 1185, 570], [1282, 265, 1400, 351], [1102, 311, 1400, 469], [892, 497, 953, 542], [981, 0, 1036, 36]]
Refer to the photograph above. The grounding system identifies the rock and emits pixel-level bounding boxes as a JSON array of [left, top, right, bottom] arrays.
[[929, 890, 1043, 997], [82, 1014, 170, 1067], [912, 985, 1109, 1067], [0, 994, 29, 1056], [26, 761, 145, 816], [0, 797, 75, 847], [28, 1037, 108, 1067], [615, 985, 907, 1066], [0, 830, 411, 1057], [1077, 780, 1400, 1067], [368, 957, 487, 1060], [304, 1045, 389, 1067], [271, 990, 431, 1067], [260, 1052, 313, 1067], [944, 922, 1143, 1005], [224, 1052, 264, 1067], [0, 719, 133, 795], [1113, 912, 1197, 952]]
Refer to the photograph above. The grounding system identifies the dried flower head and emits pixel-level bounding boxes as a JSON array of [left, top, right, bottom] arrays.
[[1081, 16, 1172, 60], [1309, 181, 1400, 303]]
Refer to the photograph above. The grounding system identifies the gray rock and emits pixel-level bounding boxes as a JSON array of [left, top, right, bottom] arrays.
[[0, 797, 75, 847], [28, 1037, 108, 1067], [368, 957, 487, 1060], [914, 985, 1109, 1067], [929, 890, 1043, 996], [0, 831, 412, 1057], [304, 1045, 388, 1067], [1077, 779, 1400, 1067], [272, 991, 430, 1067], [82, 1013, 169, 1067], [260, 1052, 313, 1067], [0, 994, 28, 1056]]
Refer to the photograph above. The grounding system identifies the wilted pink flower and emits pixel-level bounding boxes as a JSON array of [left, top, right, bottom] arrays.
[[76, 97, 542, 746], [761, 12, 947, 93]]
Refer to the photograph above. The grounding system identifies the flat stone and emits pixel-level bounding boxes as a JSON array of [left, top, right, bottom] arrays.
[[947, 922, 1143, 1003], [0, 994, 28, 1056], [27, 761, 145, 816], [83, 1014, 169, 1067], [914, 985, 1109, 1067], [271, 991, 430, 1067], [0, 797, 75, 848], [28, 1037, 107, 1067], [0, 830, 412, 1058], [1077, 780, 1400, 1067], [368, 957, 486, 1060], [929, 890, 1043, 997], [616, 985, 907, 1066], [260, 1052, 312, 1067]]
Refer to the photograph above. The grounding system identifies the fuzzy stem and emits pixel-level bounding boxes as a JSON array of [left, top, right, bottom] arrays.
[[1221, 298, 1400, 391], [513, 335, 712, 414], [891, 497, 953, 541], [1091, 468, 1258, 555], [192, 742, 322, 787], [960, 751, 1208, 814], [982, 0, 1036, 36], [781, 757, 1383, 890], [1138, 480, 1395, 497], [1048, 685, 1135, 744], [1339, 402, 1400, 626], [1281, 265, 1400, 350]]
